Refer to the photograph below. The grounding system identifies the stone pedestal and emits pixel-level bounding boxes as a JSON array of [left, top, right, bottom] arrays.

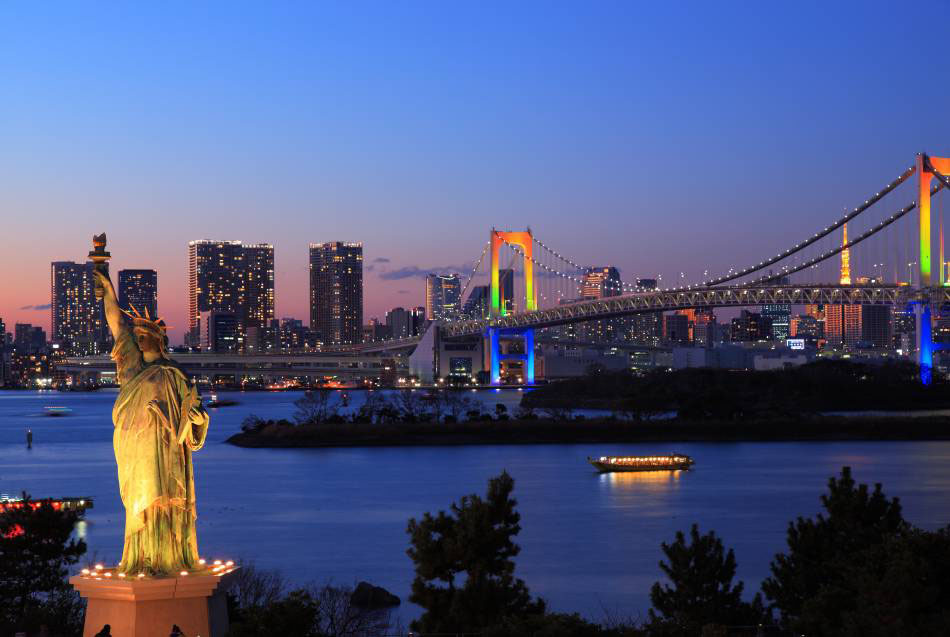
[[70, 569, 234, 637]]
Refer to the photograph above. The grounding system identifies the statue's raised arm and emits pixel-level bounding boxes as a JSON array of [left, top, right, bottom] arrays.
[[92, 269, 125, 342]]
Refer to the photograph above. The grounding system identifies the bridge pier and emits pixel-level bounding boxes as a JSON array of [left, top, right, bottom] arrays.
[[486, 327, 535, 386], [915, 300, 934, 385]]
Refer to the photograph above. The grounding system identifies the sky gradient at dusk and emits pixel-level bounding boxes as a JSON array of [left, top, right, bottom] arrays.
[[2, 2, 949, 342]]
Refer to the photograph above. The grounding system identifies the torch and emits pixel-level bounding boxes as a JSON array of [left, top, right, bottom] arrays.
[[89, 233, 111, 300]]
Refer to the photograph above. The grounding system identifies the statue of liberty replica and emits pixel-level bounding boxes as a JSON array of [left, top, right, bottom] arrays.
[[90, 234, 210, 576]]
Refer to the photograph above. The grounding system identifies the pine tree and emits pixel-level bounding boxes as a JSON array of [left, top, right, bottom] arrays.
[[407, 472, 544, 633], [648, 524, 763, 635], [762, 466, 906, 634]]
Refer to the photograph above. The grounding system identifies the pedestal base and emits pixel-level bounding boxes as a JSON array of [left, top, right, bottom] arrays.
[[70, 569, 234, 637]]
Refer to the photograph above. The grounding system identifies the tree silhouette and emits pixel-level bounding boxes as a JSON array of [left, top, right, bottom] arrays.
[[649, 524, 763, 635], [763, 466, 906, 634], [406, 472, 544, 633]]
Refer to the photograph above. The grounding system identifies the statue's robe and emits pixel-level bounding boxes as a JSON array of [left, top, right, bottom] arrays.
[[111, 327, 207, 574]]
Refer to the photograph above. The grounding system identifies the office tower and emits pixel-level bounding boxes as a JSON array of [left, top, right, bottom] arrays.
[[199, 311, 241, 353], [630, 278, 661, 345], [187, 241, 275, 348], [790, 315, 822, 345], [825, 305, 862, 348], [463, 285, 490, 319], [364, 318, 391, 342], [664, 313, 691, 345], [118, 269, 158, 319], [411, 306, 427, 336], [309, 242, 363, 346], [694, 310, 717, 347], [762, 304, 791, 340], [580, 267, 623, 342], [14, 324, 46, 354], [581, 267, 621, 299], [51, 261, 108, 355], [386, 307, 412, 339], [861, 305, 892, 348], [0, 317, 6, 386], [425, 273, 461, 321], [893, 305, 915, 352], [731, 310, 772, 342]]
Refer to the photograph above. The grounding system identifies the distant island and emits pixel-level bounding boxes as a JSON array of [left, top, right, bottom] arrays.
[[227, 361, 950, 448], [521, 359, 950, 416], [226, 414, 950, 448]]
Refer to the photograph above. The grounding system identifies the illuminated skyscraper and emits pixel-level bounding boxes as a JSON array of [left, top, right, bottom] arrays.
[[118, 269, 158, 319], [51, 261, 108, 355], [425, 273, 461, 320], [310, 242, 363, 346], [187, 241, 274, 348]]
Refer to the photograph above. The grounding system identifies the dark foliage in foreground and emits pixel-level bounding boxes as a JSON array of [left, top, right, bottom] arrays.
[[763, 467, 950, 636], [648, 525, 765, 635], [523, 360, 950, 417], [226, 564, 399, 637], [0, 495, 86, 637]]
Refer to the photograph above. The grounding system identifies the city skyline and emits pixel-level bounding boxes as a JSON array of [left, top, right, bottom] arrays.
[[3, 4, 950, 340]]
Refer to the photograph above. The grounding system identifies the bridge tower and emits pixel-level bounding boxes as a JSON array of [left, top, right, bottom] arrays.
[[915, 153, 950, 383], [486, 229, 536, 385]]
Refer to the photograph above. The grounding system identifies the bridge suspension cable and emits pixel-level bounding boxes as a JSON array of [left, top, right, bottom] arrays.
[[703, 165, 916, 286], [457, 242, 489, 307], [760, 182, 945, 282]]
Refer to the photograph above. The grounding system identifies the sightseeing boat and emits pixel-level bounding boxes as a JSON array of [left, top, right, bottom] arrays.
[[587, 454, 694, 472]]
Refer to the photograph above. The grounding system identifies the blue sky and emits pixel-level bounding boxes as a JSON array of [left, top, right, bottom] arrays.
[[2, 2, 948, 340]]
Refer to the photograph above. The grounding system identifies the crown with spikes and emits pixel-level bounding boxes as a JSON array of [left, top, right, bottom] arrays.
[[123, 305, 171, 339]]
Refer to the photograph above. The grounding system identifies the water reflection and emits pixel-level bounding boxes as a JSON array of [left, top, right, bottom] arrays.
[[598, 469, 684, 491]]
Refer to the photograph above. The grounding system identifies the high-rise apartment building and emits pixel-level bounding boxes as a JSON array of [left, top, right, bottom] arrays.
[[309, 242, 363, 346], [187, 241, 274, 348], [425, 273, 461, 321], [242, 244, 275, 334], [118, 269, 158, 319], [51, 261, 108, 355]]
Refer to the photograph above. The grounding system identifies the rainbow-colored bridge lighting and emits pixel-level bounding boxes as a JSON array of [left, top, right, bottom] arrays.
[[490, 229, 535, 316], [917, 154, 950, 287]]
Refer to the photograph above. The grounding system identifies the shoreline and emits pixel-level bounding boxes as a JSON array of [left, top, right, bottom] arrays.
[[226, 416, 950, 448]]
